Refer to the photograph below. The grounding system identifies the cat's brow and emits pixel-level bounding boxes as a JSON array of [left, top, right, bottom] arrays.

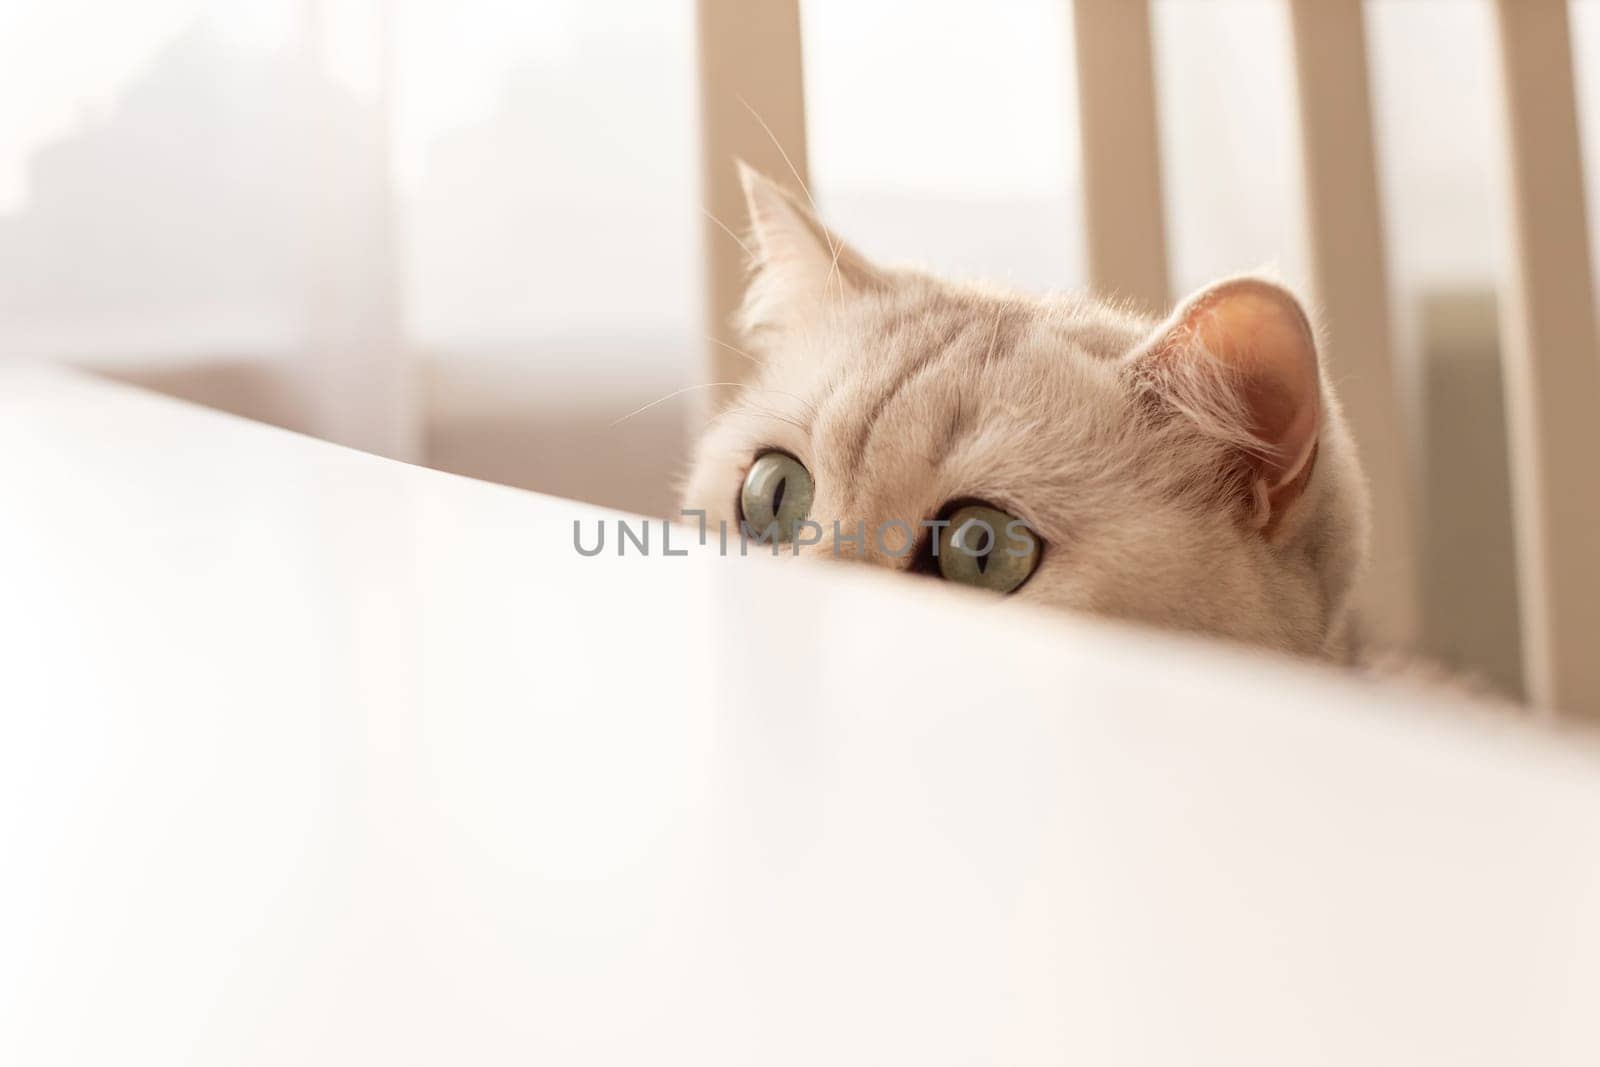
[[836, 304, 1028, 506], [925, 309, 1016, 468], [839, 307, 972, 480]]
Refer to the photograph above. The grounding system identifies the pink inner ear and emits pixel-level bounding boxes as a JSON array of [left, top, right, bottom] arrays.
[[1181, 280, 1321, 491]]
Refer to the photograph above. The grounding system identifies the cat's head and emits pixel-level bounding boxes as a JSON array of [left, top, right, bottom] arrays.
[[681, 165, 1370, 658]]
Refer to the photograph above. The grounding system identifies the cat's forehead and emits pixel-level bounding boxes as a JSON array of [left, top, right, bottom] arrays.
[[853, 280, 1152, 365], [763, 280, 1154, 420], [724, 281, 1164, 520]]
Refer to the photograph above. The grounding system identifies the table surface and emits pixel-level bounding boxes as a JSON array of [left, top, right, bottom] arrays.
[[3, 368, 1599, 1066]]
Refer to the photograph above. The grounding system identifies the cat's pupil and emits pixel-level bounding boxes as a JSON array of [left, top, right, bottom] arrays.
[[975, 542, 991, 574], [772, 476, 787, 513]]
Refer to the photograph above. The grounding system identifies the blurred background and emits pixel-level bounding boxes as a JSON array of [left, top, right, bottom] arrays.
[[12, 0, 1600, 696]]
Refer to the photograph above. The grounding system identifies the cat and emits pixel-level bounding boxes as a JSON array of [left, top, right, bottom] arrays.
[[680, 164, 1370, 663]]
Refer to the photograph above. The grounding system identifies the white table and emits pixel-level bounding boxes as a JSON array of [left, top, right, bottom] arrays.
[[3, 368, 1599, 1065]]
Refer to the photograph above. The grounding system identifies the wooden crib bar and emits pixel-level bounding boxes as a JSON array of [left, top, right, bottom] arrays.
[[1286, 0, 1421, 648], [1491, 0, 1600, 716], [1072, 0, 1170, 314], [696, 0, 810, 388]]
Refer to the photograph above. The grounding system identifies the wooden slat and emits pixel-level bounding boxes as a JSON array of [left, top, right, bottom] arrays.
[[1072, 0, 1169, 313], [296, 0, 416, 462], [1286, 0, 1420, 649], [1491, 0, 1600, 718], [696, 0, 809, 386]]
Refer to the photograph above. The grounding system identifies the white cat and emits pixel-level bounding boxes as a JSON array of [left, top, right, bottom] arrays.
[[682, 165, 1370, 662]]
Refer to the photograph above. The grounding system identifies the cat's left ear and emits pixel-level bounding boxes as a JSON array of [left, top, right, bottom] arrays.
[[737, 161, 884, 335], [1130, 278, 1323, 535]]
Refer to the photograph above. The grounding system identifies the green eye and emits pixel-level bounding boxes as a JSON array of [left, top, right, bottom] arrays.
[[936, 503, 1040, 593], [740, 451, 814, 542]]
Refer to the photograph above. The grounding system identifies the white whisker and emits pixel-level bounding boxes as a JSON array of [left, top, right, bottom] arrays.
[[610, 382, 743, 426], [701, 207, 753, 259], [704, 334, 765, 366]]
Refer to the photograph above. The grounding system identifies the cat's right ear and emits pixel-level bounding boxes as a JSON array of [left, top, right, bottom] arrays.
[[737, 161, 883, 335], [1127, 277, 1323, 536]]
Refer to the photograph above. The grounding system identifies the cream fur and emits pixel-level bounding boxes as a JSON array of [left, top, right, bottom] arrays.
[[681, 168, 1371, 661]]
